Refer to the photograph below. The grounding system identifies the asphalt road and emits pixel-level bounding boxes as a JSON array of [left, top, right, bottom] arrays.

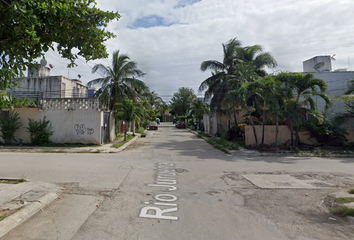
[[1, 123, 354, 240]]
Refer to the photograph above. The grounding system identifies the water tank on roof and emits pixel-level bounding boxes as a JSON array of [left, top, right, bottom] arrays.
[[303, 56, 332, 72]]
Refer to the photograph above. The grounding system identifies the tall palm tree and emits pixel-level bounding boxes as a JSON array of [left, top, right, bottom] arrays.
[[199, 38, 242, 112], [87, 50, 147, 110], [199, 39, 277, 135]]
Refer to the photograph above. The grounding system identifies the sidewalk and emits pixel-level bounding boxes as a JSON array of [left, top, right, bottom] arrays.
[[0, 181, 60, 238], [0, 135, 140, 154]]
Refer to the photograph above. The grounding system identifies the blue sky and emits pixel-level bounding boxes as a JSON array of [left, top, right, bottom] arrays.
[[41, 0, 354, 103], [132, 15, 175, 28]]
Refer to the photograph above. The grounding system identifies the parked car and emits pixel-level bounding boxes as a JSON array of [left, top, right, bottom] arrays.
[[176, 121, 186, 129], [148, 122, 158, 130]]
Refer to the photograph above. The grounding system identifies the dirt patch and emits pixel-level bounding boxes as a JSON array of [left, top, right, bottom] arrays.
[[0, 178, 26, 184], [222, 171, 354, 239], [126, 141, 145, 150], [0, 208, 21, 221]]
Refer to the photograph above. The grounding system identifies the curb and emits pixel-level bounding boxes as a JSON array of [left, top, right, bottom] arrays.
[[0, 192, 59, 239], [117, 135, 139, 152]]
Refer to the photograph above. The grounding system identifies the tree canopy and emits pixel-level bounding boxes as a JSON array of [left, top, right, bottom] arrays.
[[87, 50, 147, 110], [170, 87, 196, 116], [0, 0, 120, 89]]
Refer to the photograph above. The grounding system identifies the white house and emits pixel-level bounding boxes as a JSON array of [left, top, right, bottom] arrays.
[[302, 56, 354, 118]]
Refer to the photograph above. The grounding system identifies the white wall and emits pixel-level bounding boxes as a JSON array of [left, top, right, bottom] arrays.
[[10, 76, 88, 99], [309, 71, 354, 117], [1, 98, 108, 145], [303, 56, 332, 72]]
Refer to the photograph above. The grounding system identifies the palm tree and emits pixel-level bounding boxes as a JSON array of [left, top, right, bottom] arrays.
[[276, 72, 332, 146], [141, 90, 164, 110], [199, 38, 242, 112], [190, 99, 209, 130], [87, 50, 147, 110], [339, 79, 354, 114], [235, 45, 277, 77], [115, 100, 143, 140], [199, 39, 277, 136], [224, 82, 260, 146]]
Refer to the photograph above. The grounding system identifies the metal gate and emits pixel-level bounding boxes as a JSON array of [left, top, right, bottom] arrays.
[[102, 112, 110, 144]]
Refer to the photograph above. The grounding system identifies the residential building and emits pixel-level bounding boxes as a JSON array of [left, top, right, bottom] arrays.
[[302, 56, 354, 117], [1, 62, 115, 145]]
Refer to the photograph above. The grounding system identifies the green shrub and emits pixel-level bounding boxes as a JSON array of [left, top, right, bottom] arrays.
[[26, 116, 54, 146], [0, 111, 22, 144], [136, 127, 145, 134], [305, 119, 348, 146]]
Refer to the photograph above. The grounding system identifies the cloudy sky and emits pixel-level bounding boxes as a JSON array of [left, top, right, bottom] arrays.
[[41, 0, 354, 103]]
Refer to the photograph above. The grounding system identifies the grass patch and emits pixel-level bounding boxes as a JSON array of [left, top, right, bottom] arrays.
[[197, 132, 244, 152], [49, 143, 99, 147], [126, 134, 134, 141], [336, 197, 354, 204], [348, 189, 354, 194], [0, 178, 26, 184], [203, 137, 239, 153], [115, 133, 124, 140], [112, 142, 125, 148], [330, 206, 354, 217], [198, 132, 212, 138], [0, 208, 22, 221], [111, 134, 135, 149]]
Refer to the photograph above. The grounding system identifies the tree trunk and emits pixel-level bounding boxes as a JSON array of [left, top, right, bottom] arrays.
[[249, 115, 259, 147], [124, 122, 128, 141], [288, 121, 294, 147], [132, 120, 135, 136], [261, 108, 266, 146], [275, 115, 279, 146], [294, 125, 300, 146], [233, 109, 238, 127]]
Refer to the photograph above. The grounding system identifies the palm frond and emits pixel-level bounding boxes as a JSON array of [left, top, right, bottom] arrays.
[[254, 52, 277, 69], [200, 60, 225, 72], [87, 76, 111, 88], [198, 72, 225, 92]]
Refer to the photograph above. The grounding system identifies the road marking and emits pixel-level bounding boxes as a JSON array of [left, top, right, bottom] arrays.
[[139, 163, 179, 221]]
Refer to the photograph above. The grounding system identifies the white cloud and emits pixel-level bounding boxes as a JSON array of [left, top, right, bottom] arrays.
[[43, 0, 354, 102]]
